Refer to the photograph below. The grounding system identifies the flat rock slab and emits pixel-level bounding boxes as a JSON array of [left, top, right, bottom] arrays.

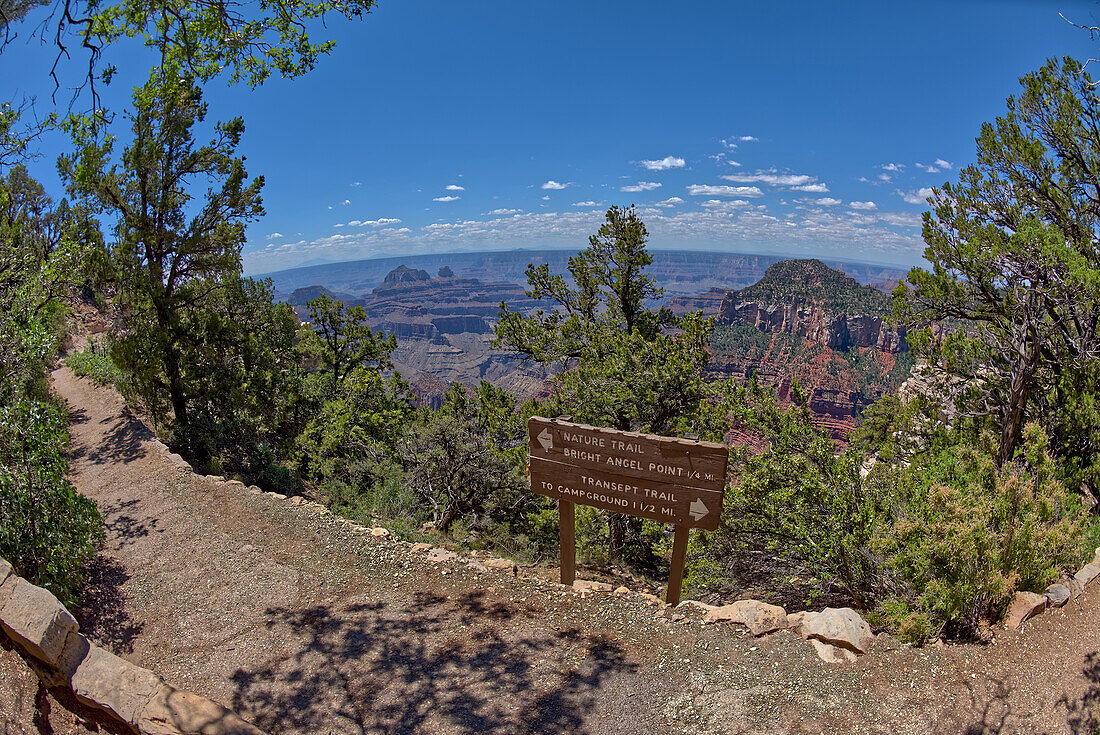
[[139, 685, 266, 735], [1005, 591, 1047, 630], [797, 607, 873, 654], [426, 548, 458, 563], [1073, 563, 1100, 589], [483, 558, 516, 572], [574, 580, 613, 593], [0, 578, 80, 667], [72, 645, 163, 726], [705, 600, 788, 637]]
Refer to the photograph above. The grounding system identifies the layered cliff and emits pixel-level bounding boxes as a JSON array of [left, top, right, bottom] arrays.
[[717, 259, 907, 353]]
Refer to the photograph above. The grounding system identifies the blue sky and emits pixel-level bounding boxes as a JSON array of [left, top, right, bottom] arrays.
[[3, 0, 1099, 274]]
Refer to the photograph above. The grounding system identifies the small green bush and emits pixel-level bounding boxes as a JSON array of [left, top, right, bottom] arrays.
[[872, 424, 1089, 642], [0, 398, 104, 606], [65, 340, 127, 388]]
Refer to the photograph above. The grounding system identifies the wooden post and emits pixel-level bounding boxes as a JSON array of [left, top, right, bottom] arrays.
[[665, 525, 690, 606], [559, 499, 576, 586]]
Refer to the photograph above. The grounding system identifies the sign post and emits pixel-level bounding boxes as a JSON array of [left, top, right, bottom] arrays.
[[528, 416, 728, 606]]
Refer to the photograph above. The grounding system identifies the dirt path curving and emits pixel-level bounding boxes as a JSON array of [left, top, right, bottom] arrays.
[[5, 366, 1099, 734]]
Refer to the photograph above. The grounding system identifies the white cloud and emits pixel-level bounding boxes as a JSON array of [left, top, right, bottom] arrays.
[[880, 163, 905, 172], [640, 156, 685, 171], [899, 187, 934, 205], [433, 195, 460, 202], [351, 182, 361, 187], [815, 198, 841, 206], [699, 199, 752, 213], [573, 200, 600, 206], [739, 135, 758, 142], [720, 138, 738, 150], [726, 160, 743, 167], [790, 183, 829, 193], [266, 232, 283, 240], [877, 173, 893, 182], [485, 208, 522, 215], [652, 197, 684, 208], [687, 184, 764, 197], [542, 195, 551, 201], [362, 218, 403, 226], [915, 163, 940, 173], [621, 181, 662, 192], [849, 201, 878, 210], [934, 158, 953, 169], [541, 180, 568, 190], [445, 184, 465, 191], [721, 171, 817, 187], [341, 199, 351, 205]]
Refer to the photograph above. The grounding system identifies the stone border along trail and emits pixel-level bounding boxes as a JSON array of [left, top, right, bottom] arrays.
[[6, 365, 1097, 734]]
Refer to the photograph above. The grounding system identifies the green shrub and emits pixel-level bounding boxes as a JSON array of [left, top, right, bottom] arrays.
[[65, 339, 128, 388], [872, 424, 1089, 642], [0, 398, 104, 606], [246, 442, 300, 495]]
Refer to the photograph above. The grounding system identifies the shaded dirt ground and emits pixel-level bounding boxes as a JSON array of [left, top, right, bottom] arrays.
[[3, 367, 1100, 734]]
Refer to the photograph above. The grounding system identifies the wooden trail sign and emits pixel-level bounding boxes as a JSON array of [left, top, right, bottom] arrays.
[[528, 416, 729, 605]]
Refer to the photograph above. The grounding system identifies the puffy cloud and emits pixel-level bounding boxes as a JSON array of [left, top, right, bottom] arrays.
[[686, 184, 764, 197], [880, 163, 905, 172], [815, 198, 841, 206], [351, 181, 362, 187], [445, 184, 465, 191], [266, 232, 283, 240], [341, 199, 351, 205], [541, 180, 568, 190], [621, 181, 662, 192], [640, 156, 685, 171], [739, 135, 758, 142], [790, 183, 829, 193], [433, 195, 460, 202], [726, 160, 743, 167], [849, 201, 878, 210], [722, 171, 817, 187], [934, 158, 953, 169], [573, 200, 600, 206], [915, 163, 940, 173], [899, 187, 934, 205], [485, 208, 522, 215], [652, 197, 684, 208]]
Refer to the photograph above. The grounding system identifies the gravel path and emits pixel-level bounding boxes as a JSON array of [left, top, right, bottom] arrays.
[[4, 367, 1099, 734]]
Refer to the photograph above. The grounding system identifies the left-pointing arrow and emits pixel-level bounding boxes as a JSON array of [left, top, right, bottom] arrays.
[[537, 427, 553, 451]]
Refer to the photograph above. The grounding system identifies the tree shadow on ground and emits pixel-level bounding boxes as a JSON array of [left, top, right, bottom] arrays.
[[230, 588, 638, 735], [75, 554, 143, 655], [101, 497, 158, 548], [1060, 651, 1100, 734], [85, 411, 153, 465]]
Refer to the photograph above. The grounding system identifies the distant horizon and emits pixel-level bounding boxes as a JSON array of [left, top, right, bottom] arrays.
[[250, 244, 920, 280]]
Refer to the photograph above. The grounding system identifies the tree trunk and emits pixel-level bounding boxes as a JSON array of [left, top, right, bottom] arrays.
[[608, 513, 627, 562], [998, 340, 1041, 467]]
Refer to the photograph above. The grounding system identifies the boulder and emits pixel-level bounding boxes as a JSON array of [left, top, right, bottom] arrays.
[[1004, 591, 1047, 630], [483, 558, 516, 572], [71, 645, 163, 726], [1073, 563, 1100, 589], [410, 543, 432, 553], [47, 631, 91, 687], [573, 579, 613, 593], [248, 486, 263, 494], [226, 480, 246, 488], [640, 593, 662, 605], [1045, 583, 1071, 608], [798, 607, 873, 654], [810, 639, 857, 664], [289, 497, 307, 506], [370, 527, 390, 538], [426, 548, 458, 563], [704, 600, 788, 637], [614, 586, 631, 595], [138, 685, 266, 735], [0, 578, 80, 667]]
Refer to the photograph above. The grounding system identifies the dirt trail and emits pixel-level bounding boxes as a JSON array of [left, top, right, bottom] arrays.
[[5, 367, 1100, 734]]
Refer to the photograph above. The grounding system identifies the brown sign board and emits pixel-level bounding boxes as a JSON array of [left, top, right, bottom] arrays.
[[528, 417, 727, 491], [527, 417, 728, 531]]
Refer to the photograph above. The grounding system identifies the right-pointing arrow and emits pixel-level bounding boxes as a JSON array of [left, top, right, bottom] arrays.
[[537, 427, 553, 452], [688, 498, 709, 522]]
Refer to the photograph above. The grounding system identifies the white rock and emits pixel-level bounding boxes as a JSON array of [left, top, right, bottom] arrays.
[[704, 599, 788, 636], [798, 607, 873, 654]]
